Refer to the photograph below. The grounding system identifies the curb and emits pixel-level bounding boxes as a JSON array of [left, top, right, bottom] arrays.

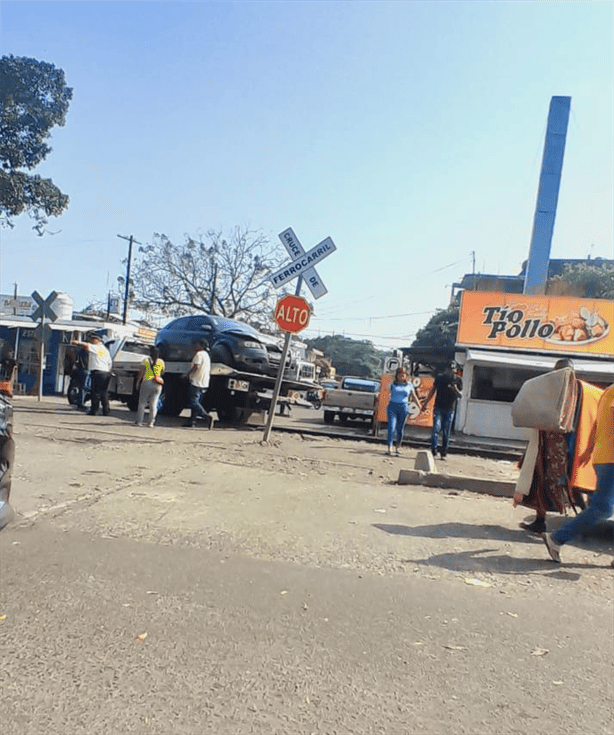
[[397, 468, 516, 498]]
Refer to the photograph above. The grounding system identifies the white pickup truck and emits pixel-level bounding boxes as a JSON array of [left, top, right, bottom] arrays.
[[322, 376, 380, 426]]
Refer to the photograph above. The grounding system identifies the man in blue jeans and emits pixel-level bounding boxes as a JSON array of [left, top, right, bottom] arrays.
[[183, 340, 211, 428], [422, 364, 462, 460], [543, 382, 614, 566]]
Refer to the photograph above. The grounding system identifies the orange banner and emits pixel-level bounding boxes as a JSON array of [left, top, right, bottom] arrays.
[[458, 292, 614, 356], [377, 374, 435, 427]]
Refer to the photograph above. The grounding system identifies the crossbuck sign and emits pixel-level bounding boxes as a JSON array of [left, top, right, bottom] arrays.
[[270, 228, 336, 299]]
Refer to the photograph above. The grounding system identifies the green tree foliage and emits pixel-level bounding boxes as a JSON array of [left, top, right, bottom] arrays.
[[304, 334, 387, 379], [132, 226, 286, 322], [411, 305, 460, 352], [0, 55, 72, 234], [548, 261, 614, 299]]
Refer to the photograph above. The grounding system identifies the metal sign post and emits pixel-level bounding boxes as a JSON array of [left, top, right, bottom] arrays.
[[262, 227, 336, 443], [262, 278, 303, 443], [31, 291, 59, 402]]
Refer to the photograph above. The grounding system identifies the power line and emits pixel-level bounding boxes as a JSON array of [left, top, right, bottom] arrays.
[[301, 327, 417, 342], [311, 310, 435, 322]]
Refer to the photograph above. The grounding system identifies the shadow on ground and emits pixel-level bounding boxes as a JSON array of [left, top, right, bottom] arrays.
[[374, 522, 613, 577], [402, 547, 604, 578]]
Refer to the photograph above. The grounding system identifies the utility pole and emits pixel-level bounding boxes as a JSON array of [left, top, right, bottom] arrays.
[[117, 235, 141, 324], [523, 96, 571, 295]]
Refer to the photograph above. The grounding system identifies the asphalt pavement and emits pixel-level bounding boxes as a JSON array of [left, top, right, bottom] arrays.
[[0, 397, 612, 735]]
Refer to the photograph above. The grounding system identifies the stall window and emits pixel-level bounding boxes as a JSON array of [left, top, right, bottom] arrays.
[[19, 338, 41, 376], [471, 365, 543, 403]]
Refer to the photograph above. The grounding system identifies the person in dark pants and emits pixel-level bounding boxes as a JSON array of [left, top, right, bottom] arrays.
[[421, 364, 462, 460], [74, 347, 90, 409], [72, 335, 112, 416], [183, 340, 211, 427]]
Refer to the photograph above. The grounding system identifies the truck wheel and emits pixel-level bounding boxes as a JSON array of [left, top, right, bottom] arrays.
[[67, 383, 79, 405], [216, 405, 252, 425], [323, 410, 335, 424], [126, 394, 139, 412]]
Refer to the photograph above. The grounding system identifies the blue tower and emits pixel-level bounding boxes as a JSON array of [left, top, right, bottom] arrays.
[[523, 96, 571, 295]]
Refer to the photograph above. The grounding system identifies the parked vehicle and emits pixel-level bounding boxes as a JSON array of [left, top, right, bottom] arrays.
[[156, 315, 270, 374], [322, 376, 380, 426], [320, 380, 339, 391], [285, 359, 317, 383], [106, 339, 153, 411], [0, 390, 15, 530]]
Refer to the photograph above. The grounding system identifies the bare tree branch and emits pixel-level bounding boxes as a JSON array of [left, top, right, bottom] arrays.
[[132, 226, 285, 324]]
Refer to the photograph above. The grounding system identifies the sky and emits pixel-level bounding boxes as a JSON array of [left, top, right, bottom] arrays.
[[0, 0, 612, 351]]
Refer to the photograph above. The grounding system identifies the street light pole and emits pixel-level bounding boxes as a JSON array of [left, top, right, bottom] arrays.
[[117, 234, 141, 324]]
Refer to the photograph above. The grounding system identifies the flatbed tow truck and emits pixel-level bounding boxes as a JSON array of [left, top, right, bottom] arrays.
[[110, 345, 317, 424]]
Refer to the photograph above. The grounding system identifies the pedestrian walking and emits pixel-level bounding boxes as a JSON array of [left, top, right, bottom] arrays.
[[135, 346, 165, 428], [421, 363, 462, 460], [386, 367, 415, 456], [71, 334, 112, 416], [543, 382, 614, 565], [73, 346, 90, 409], [514, 358, 603, 535], [183, 340, 211, 427]]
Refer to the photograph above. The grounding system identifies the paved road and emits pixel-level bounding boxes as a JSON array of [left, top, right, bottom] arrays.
[[0, 398, 612, 735]]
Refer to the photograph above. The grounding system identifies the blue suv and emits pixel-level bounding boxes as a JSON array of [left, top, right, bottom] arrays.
[[155, 315, 270, 374]]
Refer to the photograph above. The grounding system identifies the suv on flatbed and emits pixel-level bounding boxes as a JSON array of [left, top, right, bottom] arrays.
[[156, 315, 270, 374]]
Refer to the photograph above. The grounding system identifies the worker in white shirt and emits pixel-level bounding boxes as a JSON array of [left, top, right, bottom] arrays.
[[72, 334, 112, 416]]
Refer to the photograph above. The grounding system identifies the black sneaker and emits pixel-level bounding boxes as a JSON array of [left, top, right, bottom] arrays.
[[519, 517, 547, 535], [183, 420, 196, 428]]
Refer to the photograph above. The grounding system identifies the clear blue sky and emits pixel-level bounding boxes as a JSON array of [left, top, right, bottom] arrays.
[[1, 1, 612, 350]]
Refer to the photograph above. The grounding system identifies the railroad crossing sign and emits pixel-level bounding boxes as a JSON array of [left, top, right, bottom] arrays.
[[263, 228, 336, 442], [30, 291, 59, 402], [31, 290, 60, 322], [270, 229, 336, 297], [274, 294, 311, 333]]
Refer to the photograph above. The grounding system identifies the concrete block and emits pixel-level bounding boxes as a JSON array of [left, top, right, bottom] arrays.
[[415, 450, 436, 473], [397, 467, 515, 498]]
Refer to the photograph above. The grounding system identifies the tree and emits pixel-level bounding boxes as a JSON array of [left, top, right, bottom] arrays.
[[304, 334, 387, 379], [0, 55, 72, 235], [411, 304, 460, 352], [547, 261, 614, 300], [131, 227, 286, 323]]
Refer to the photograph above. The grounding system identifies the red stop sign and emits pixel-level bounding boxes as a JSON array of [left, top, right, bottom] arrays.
[[274, 294, 311, 333]]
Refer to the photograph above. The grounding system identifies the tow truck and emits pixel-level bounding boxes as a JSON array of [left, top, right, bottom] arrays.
[[107, 339, 318, 424]]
